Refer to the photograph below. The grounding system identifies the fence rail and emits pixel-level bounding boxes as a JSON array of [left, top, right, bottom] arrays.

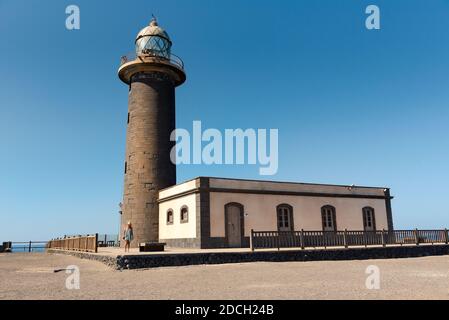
[[47, 234, 98, 253], [97, 234, 119, 248], [250, 229, 449, 251]]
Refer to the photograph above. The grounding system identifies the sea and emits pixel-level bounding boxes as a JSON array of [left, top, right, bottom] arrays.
[[6, 234, 118, 253], [11, 244, 46, 253]]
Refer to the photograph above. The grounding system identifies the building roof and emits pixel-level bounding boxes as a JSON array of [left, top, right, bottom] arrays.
[[135, 19, 171, 43], [158, 177, 391, 202]]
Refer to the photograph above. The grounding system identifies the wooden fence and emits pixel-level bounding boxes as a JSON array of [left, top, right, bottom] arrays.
[[47, 234, 98, 253], [250, 229, 449, 251]]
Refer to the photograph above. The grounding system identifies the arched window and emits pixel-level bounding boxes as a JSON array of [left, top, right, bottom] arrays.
[[166, 209, 174, 225], [277, 204, 294, 232], [363, 207, 376, 231], [180, 206, 189, 223], [321, 205, 337, 232]]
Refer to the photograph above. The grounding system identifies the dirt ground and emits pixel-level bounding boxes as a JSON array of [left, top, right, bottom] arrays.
[[1, 253, 449, 300]]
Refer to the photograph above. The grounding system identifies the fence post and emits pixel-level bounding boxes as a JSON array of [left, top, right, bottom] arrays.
[[382, 229, 386, 247], [323, 232, 327, 250], [343, 229, 348, 249], [414, 228, 419, 246], [277, 231, 281, 251], [95, 233, 98, 253], [364, 231, 368, 248], [444, 229, 448, 245], [250, 229, 254, 252], [28, 241, 32, 253], [300, 229, 305, 250]]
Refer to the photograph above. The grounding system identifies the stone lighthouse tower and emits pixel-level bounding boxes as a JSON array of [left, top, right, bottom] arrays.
[[118, 18, 186, 247]]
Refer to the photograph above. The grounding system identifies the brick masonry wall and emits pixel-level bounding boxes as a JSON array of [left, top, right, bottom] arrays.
[[121, 71, 177, 247]]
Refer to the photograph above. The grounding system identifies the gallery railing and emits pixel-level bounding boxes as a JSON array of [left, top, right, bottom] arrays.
[[47, 234, 98, 253], [119, 52, 184, 70], [250, 229, 449, 251]]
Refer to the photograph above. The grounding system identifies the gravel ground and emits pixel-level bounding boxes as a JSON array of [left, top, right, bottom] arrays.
[[1, 253, 449, 300]]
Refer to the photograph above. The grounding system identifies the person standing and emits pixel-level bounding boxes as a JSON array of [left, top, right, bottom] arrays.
[[123, 221, 134, 252]]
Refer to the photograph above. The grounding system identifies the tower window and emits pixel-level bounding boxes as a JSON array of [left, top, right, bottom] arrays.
[[180, 206, 189, 223], [124, 161, 127, 174], [166, 209, 174, 225], [127, 112, 130, 124]]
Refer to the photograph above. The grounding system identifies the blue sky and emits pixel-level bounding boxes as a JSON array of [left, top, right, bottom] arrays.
[[1, 0, 449, 241]]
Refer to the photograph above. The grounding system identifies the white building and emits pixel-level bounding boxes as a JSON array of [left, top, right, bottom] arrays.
[[158, 177, 394, 248]]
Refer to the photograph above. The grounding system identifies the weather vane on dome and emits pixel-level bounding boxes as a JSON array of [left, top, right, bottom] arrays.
[[150, 14, 158, 26]]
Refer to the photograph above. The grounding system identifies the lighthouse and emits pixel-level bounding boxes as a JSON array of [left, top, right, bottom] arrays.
[[118, 18, 186, 247]]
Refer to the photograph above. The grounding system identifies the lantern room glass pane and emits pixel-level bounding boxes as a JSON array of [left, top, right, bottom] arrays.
[[136, 35, 171, 59]]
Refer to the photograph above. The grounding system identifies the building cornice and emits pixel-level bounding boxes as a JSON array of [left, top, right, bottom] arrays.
[[158, 186, 393, 203]]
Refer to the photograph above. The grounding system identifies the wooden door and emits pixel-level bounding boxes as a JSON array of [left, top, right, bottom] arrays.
[[226, 204, 243, 247]]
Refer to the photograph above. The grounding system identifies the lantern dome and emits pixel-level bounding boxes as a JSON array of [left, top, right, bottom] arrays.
[[135, 18, 172, 59]]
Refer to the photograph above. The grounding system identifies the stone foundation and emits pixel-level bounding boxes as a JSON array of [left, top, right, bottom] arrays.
[[48, 244, 449, 270], [47, 249, 118, 269]]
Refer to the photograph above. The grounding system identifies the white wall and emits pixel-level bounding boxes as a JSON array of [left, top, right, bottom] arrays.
[[159, 193, 198, 240], [159, 178, 197, 199], [209, 192, 389, 237]]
